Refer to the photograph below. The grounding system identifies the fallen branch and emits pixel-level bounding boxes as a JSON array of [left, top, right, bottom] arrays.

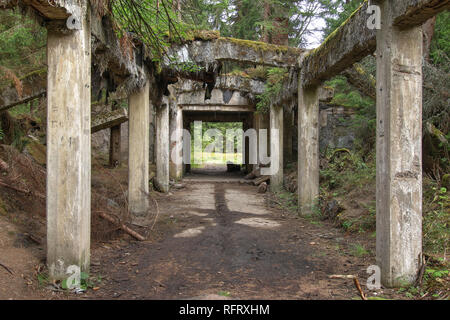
[[329, 275, 367, 300], [253, 175, 270, 186], [353, 277, 367, 300], [0, 262, 14, 275], [97, 211, 146, 241], [329, 274, 356, 279], [0, 179, 45, 199]]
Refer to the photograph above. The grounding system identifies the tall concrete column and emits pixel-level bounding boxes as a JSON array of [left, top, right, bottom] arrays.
[[156, 102, 170, 193], [128, 82, 150, 225], [255, 112, 270, 166], [283, 106, 294, 165], [183, 119, 191, 174], [149, 101, 155, 164], [109, 104, 121, 167], [298, 85, 319, 215], [243, 116, 252, 173], [170, 106, 183, 180], [376, 2, 423, 287], [46, 7, 91, 279], [270, 105, 283, 190]]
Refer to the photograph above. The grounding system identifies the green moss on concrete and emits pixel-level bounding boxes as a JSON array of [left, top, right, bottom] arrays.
[[166, 29, 220, 43], [304, 0, 367, 61], [219, 37, 302, 56]]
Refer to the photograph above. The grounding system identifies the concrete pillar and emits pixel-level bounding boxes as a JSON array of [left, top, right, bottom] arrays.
[[255, 112, 270, 166], [149, 102, 155, 164], [170, 106, 183, 180], [128, 82, 150, 225], [183, 119, 191, 174], [46, 7, 91, 279], [270, 105, 283, 190], [298, 85, 319, 215], [283, 106, 294, 165], [109, 104, 121, 167], [376, 2, 423, 287], [156, 102, 170, 193], [243, 117, 252, 173]]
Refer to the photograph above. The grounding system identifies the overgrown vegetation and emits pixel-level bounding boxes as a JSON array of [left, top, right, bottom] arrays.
[[256, 67, 288, 113]]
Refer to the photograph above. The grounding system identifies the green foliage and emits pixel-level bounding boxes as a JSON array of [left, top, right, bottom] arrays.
[[349, 243, 369, 257], [0, 10, 46, 86], [423, 181, 450, 256], [430, 11, 450, 72], [256, 67, 288, 113], [182, 0, 338, 47], [61, 272, 101, 291], [0, 125, 4, 141], [326, 76, 374, 109], [423, 60, 450, 135], [111, 0, 189, 58], [322, 0, 364, 39]]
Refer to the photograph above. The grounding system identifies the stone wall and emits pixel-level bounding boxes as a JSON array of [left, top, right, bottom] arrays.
[[319, 104, 356, 154]]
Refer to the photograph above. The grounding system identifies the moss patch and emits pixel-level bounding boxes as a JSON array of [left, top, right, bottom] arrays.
[[304, 0, 367, 59], [219, 37, 302, 56]]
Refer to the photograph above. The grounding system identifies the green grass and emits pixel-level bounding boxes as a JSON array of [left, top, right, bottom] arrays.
[[191, 151, 242, 168], [349, 243, 370, 257]]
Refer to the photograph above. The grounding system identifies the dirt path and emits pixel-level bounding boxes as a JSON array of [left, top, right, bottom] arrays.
[[85, 181, 387, 300]]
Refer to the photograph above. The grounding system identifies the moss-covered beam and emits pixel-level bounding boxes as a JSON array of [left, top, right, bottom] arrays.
[[12, 1, 149, 93], [301, 0, 450, 87], [301, 1, 375, 88], [176, 76, 266, 95], [166, 37, 304, 68], [91, 108, 128, 133], [392, 0, 450, 28], [342, 63, 376, 99]]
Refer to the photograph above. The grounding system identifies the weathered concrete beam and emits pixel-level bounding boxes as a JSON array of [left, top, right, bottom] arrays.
[[21, 0, 74, 20], [91, 108, 128, 134], [301, 1, 375, 88], [177, 88, 253, 107], [392, 0, 450, 28], [183, 111, 253, 123], [176, 76, 266, 96], [91, 14, 147, 89], [301, 0, 450, 87], [181, 105, 255, 112], [12, 1, 148, 94], [166, 37, 304, 69], [0, 70, 46, 112]]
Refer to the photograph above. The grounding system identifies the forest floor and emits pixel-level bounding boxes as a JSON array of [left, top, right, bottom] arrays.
[[0, 162, 408, 300]]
